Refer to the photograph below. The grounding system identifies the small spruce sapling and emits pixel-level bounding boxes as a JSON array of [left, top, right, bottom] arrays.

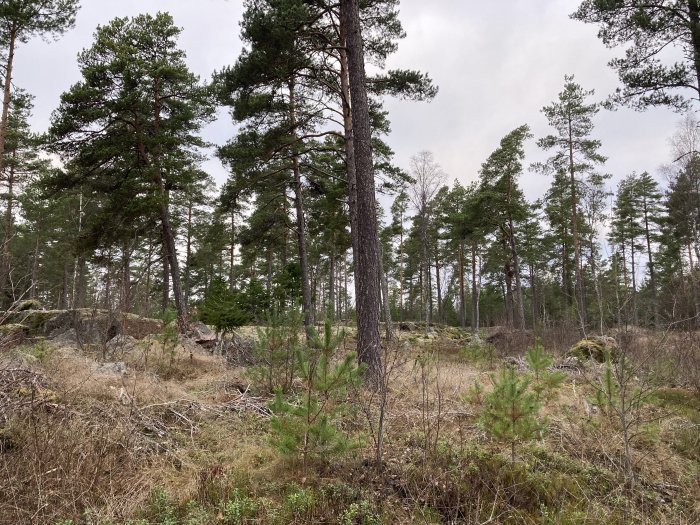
[[269, 319, 363, 470], [525, 339, 565, 401], [481, 366, 543, 464], [198, 277, 249, 342]]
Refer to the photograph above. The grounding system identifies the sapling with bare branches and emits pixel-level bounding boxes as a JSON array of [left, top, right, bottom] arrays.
[[588, 332, 662, 486]]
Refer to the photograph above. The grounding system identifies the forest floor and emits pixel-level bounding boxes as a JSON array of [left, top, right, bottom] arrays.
[[0, 320, 699, 524]]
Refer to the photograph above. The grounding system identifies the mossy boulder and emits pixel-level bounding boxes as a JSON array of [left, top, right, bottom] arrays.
[[567, 336, 618, 363], [10, 299, 42, 312], [0, 323, 28, 348], [0, 323, 27, 336]]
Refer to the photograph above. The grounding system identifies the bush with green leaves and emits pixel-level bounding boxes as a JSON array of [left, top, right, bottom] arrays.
[[144, 487, 177, 525], [462, 380, 485, 406], [223, 488, 258, 524], [22, 340, 54, 363], [283, 486, 315, 520], [480, 366, 544, 463], [525, 339, 565, 401], [268, 319, 363, 469], [339, 500, 382, 525]]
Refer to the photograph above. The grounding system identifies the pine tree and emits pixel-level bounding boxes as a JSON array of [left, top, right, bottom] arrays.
[[481, 366, 543, 464], [0, 90, 49, 305], [478, 125, 532, 330], [198, 277, 249, 339], [0, 0, 79, 223], [536, 76, 606, 331], [636, 172, 664, 327], [525, 339, 565, 401], [48, 13, 214, 329], [269, 319, 362, 470], [609, 174, 646, 326], [572, 1, 700, 110]]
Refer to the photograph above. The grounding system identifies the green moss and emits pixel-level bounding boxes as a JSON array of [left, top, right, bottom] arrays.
[[12, 299, 42, 311], [0, 323, 27, 336], [649, 389, 700, 417], [567, 337, 618, 363], [21, 340, 54, 363]]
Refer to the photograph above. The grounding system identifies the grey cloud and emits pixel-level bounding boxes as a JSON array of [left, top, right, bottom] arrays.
[[9, 0, 682, 196]]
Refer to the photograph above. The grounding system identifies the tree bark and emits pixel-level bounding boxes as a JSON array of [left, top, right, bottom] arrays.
[[229, 209, 235, 290], [329, 243, 336, 321], [0, 26, 16, 301], [162, 245, 170, 311], [30, 237, 39, 300], [60, 260, 69, 309], [506, 220, 526, 330], [379, 244, 393, 340], [529, 263, 537, 328], [0, 159, 14, 300], [568, 116, 587, 331], [458, 242, 466, 328], [341, 0, 382, 380], [289, 80, 313, 335], [471, 242, 479, 334], [504, 260, 514, 328], [435, 251, 442, 323], [630, 233, 638, 326], [120, 241, 131, 313], [642, 195, 658, 328], [184, 197, 193, 308]]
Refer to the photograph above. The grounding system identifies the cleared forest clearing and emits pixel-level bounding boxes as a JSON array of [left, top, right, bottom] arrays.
[[1, 319, 698, 524]]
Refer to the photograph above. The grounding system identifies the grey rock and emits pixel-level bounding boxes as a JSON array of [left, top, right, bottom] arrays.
[[96, 361, 127, 376], [189, 321, 216, 342], [50, 328, 78, 345], [106, 334, 137, 352]]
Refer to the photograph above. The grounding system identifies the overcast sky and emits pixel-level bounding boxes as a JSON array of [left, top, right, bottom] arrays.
[[13, 0, 683, 203]]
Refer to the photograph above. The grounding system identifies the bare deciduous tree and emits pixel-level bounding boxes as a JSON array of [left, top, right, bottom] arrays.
[[408, 151, 445, 330]]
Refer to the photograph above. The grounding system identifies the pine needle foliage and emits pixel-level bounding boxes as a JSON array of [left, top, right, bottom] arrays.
[[481, 366, 544, 464], [269, 319, 363, 470], [198, 278, 249, 337], [525, 339, 565, 401], [248, 308, 303, 394]]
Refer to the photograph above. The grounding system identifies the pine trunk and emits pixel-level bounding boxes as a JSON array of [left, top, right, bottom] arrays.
[[435, 251, 442, 323], [471, 243, 479, 334], [185, 198, 193, 308], [458, 242, 466, 328], [289, 81, 313, 334], [341, 0, 382, 380], [30, 238, 39, 300], [568, 119, 587, 331], [642, 196, 658, 328], [0, 161, 14, 301], [162, 246, 170, 311], [630, 235, 638, 326], [507, 220, 526, 330], [0, 28, 16, 301]]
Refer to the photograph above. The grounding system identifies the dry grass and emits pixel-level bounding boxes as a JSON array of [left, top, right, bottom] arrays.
[[0, 334, 272, 525], [1, 324, 699, 524]]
